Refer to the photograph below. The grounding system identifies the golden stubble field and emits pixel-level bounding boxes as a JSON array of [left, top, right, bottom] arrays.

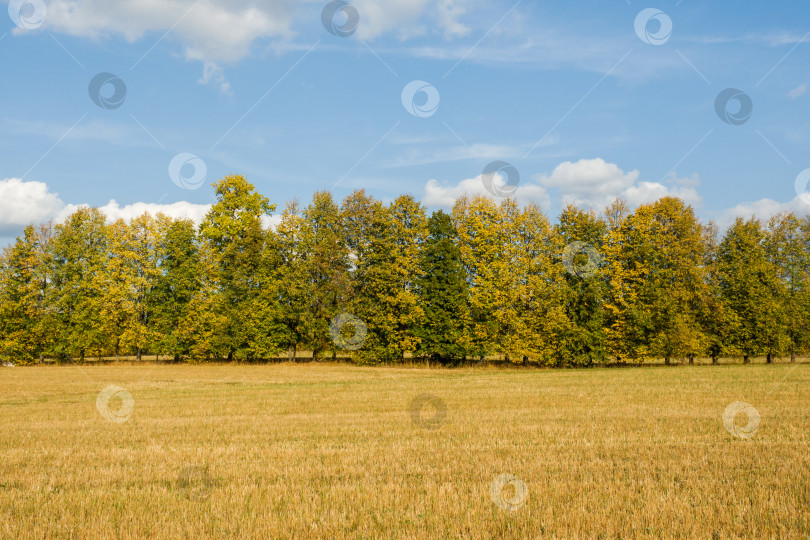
[[1, 362, 808, 539]]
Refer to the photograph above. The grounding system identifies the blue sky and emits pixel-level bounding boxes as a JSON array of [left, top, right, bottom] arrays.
[[1, 0, 809, 243]]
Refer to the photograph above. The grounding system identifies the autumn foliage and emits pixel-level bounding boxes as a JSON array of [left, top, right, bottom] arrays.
[[2, 175, 809, 365]]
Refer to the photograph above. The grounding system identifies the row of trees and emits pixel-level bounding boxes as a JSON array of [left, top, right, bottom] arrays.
[[1, 175, 809, 366]]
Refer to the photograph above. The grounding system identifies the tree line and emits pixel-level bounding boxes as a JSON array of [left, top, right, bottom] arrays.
[[1, 175, 809, 366]]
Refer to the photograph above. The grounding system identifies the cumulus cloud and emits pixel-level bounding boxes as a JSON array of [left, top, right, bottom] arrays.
[[712, 196, 810, 231], [0, 178, 285, 245], [43, 0, 296, 63], [56, 199, 212, 226], [0, 178, 65, 235], [422, 173, 549, 208], [421, 158, 705, 212], [534, 158, 701, 210]]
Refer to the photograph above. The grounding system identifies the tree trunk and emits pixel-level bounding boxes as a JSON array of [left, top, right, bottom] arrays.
[[791, 346, 796, 363], [137, 348, 142, 362], [766, 352, 772, 364], [523, 355, 528, 366], [332, 350, 337, 362], [743, 355, 750, 364], [664, 357, 671, 365], [711, 355, 718, 365], [688, 354, 694, 365]]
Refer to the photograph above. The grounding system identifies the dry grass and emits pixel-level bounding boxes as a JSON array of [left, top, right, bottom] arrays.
[[1, 362, 808, 538]]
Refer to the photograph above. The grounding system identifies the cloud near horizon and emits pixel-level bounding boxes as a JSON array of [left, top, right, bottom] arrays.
[[1, 170, 807, 244], [534, 158, 702, 210]]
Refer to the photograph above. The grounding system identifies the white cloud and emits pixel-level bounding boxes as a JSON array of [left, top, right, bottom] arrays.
[[422, 173, 549, 208], [57, 199, 212, 226], [0, 178, 65, 234], [623, 181, 701, 208], [436, 0, 471, 39], [712, 196, 810, 231], [37, 0, 474, 64], [43, 0, 296, 64], [60, 200, 282, 230], [198, 61, 232, 95], [352, 0, 472, 41], [421, 159, 705, 213], [788, 83, 807, 99], [534, 158, 701, 210], [0, 178, 284, 244]]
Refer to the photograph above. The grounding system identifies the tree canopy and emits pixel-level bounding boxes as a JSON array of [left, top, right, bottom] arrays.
[[1, 177, 809, 366]]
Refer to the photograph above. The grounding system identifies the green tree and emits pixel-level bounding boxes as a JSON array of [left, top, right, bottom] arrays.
[[703, 221, 739, 364], [718, 217, 784, 363], [149, 217, 201, 361], [47, 208, 109, 362], [414, 210, 470, 363], [765, 213, 808, 362], [546, 204, 608, 366], [302, 191, 351, 360], [341, 191, 427, 363], [199, 175, 275, 361], [275, 200, 314, 360], [341, 190, 395, 363]]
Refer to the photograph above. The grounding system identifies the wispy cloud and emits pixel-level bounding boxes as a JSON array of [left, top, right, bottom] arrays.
[[4, 118, 158, 147], [382, 138, 560, 168], [788, 83, 807, 99], [682, 32, 810, 47]]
